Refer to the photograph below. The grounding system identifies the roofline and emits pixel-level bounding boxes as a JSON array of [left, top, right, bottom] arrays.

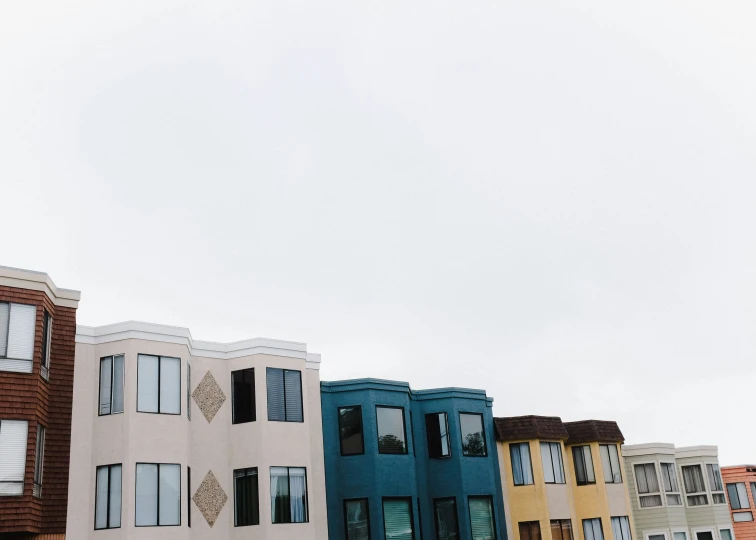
[[76, 321, 320, 368], [622, 443, 719, 459], [0, 265, 80, 308], [321, 378, 492, 404]]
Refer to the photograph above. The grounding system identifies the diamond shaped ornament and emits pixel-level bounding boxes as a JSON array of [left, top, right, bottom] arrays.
[[192, 371, 226, 423], [192, 470, 228, 527]]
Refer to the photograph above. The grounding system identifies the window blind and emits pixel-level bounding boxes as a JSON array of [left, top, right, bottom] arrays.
[[469, 497, 495, 540], [611, 517, 631, 540], [284, 370, 303, 422], [267, 368, 286, 421], [0, 420, 28, 495], [383, 499, 413, 540], [0, 303, 36, 373]]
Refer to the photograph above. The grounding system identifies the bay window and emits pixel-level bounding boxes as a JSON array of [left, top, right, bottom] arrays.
[[573, 446, 595, 486], [135, 463, 181, 526], [681, 465, 708, 506], [99, 355, 125, 415], [0, 302, 36, 373], [0, 419, 28, 496], [267, 368, 303, 422], [541, 442, 565, 484], [634, 463, 662, 508], [599, 445, 622, 483], [137, 355, 181, 414], [660, 463, 682, 506], [510, 442, 534, 486], [95, 464, 122, 529], [271, 467, 308, 523]]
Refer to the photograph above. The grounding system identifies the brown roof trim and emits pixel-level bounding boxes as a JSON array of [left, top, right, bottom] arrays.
[[494, 415, 569, 442], [563, 420, 624, 444]]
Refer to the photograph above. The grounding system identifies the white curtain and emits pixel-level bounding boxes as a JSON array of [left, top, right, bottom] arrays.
[[682, 466, 705, 493], [95, 467, 110, 529], [270, 467, 289, 523], [137, 355, 159, 413], [159, 464, 180, 525], [159, 357, 181, 414], [135, 464, 158, 526], [109, 465, 122, 528], [289, 467, 307, 523]]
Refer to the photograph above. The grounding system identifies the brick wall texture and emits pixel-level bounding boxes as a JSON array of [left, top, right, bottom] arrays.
[[722, 467, 756, 540], [0, 285, 77, 537]]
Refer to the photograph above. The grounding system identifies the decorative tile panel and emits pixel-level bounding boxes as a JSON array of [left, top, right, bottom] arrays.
[[192, 470, 227, 527], [192, 370, 226, 423]]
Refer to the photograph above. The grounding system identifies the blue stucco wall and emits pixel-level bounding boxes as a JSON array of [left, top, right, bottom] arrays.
[[321, 379, 507, 540]]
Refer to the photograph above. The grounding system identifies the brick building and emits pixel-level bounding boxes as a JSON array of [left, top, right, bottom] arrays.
[[0, 266, 80, 539]]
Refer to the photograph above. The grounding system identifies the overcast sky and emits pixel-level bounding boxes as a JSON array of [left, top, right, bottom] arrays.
[[2, 1, 756, 465]]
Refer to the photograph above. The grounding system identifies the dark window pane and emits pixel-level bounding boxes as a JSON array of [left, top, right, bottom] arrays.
[[346, 499, 370, 540], [235, 468, 259, 526], [267, 368, 285, 421], [435, 498, 459, 540], [339, 406, 364, 455], [284, 370, 303, 422], [426, 413, 450, 459], [377, 407, 407, 454], [520, 522, 541, 540], [460, 413, 486, 456], [232, 369, 256, 424]]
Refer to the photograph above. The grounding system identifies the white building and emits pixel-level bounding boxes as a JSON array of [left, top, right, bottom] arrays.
[[66, 321, 327, 540]]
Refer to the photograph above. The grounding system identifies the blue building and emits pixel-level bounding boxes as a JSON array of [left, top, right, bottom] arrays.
[[321, 378, 507, 540]]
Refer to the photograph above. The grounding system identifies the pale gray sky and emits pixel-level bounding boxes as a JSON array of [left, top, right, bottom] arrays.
[[2, 1, 755, 465]]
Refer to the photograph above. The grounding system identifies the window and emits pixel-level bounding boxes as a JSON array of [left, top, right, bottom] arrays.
[[551, 520, 573, 540], [752, 483, 756, 507], [267, 368, 303, 422], [376, 406, 407, 454], [600, 445, 622, 483], [137, 355, 181, 415], [383, 498, 414, 540], [232, 368, 256, 424], [271, 467, 308, 523], [135, 463, 181, 526], [728, 483, 750, 509], [469, 496, 496, 540], [41, 311, 52, 380], [695, 533, 714, 540], [682, 465, 708, 506], [418, 497, 424, 539], [187, 363, 191, 421], [720, 530, 733, 540], [673, 532, 688, 540], [33, 424, 45, 498], [434, 498, 459, 540], [99, 355, 124, 416], [519, 521, 541, 540], [460, 413, 487, 457], [187, 466, 191, 528], [0, 419, 28, 496], [510, 442, 534, 486], [339, 406, 364, 456], [635, 463, 662, 508], [345, 498, 370, 540], [540, 442, 565, 484], [734, 512, 754, 522], [0, 302, 36, 373], [611, 517, 632, 540], [426, 412, 451, 459], [95, 464, 122, 529], [573, 446, 596, 485], [234, 467, 259, 526], [707, 464, 726, 504], [649, 534, 666, 540], [583, 519, 604, 540], [660, 463, 682, 506]]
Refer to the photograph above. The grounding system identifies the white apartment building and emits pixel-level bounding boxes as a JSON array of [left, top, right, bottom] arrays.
[[66, 321, 327, 540]]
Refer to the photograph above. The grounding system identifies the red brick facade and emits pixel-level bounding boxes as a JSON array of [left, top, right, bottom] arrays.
[[722, 466, 756, 540], [0, 285, 77, 536]]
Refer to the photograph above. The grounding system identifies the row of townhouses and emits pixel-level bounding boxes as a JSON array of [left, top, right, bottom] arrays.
[[0, 266, 749, 540]]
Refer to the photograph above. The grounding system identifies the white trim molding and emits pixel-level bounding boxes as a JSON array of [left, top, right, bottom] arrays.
[[0, 265, 80, 308], [76, 321, 320, 367]]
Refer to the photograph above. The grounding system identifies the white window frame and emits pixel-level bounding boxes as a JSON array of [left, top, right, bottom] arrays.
[[705, 462, 726, 505], [634, 461, 664, 509], [671, 529, 690, 540], [660, 462, 683, 507], [682, 462, 710, 508], [645, 530, 669, 540], [690, 527, 717, 540], [0, 302, 37, 373], [719, 528, 735, 540]]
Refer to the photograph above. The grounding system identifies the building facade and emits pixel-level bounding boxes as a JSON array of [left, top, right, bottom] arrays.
[[0, 266, 80, 539], [622, 444, 733, 540], [495, 416, 633, 540], [66, 321, 327, 540], [321, 379, 506, 540], [721, 466, 756, 540]]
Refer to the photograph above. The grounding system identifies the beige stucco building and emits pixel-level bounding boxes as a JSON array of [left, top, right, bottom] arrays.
[[66, 321, 327, 540]]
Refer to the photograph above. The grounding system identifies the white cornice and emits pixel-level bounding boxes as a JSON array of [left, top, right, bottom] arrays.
[[0, 265, 80, 308], [675, 445, 718, 459], [76, 321, 320, 368], [622, 443, 676, 457]]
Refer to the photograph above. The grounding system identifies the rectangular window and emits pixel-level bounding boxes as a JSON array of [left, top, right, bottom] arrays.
[[187, 363, 191, 421], [234, 467, 259, 526], [137, 355, 180, 415], [551, 520, 573, 540], [339, 406, 364, 456], [611, 517, 632, 540], [426, 412, 451, 459], [519, 521, 541, 540], [383, 498, 414, 540], [271, 467, 308, 523], [634, 463, 662, 508], [460, 413, 487, 457], [232, 368, 256, 424], [135, 463, 181, 526], [469, 496, 496, 540], [99, 355, 125, 416], [376, 406, 407, 454], [434, 498, 459, 540], [734, 512, 754, 522], [345, 498, 370, 540], [583, 519, 604, 540], [266, 368, 303, 422], [0, 419, 28, 496], [33, 424, 45, 498], [728, 483, 750, 509], [752, 483, 756, 507], [0, 302, 36, 373], [660, 463, 682, 506], [682, 465, 708, 506], [510, 442, 534, 486], [95, 464, 122, 529], [673, 533, 687, 540], [40, 311, 52, 380], [573, 446, 595, 486], [707, 464, 725, 504], [540, 442, 565, 484], [600, 445, 622, 483], [187, 466, 191, 528], [720, 530, 733, 540]]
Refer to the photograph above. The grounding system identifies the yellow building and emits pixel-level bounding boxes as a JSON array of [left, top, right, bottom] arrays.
[[495, 416, 634, 540]]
